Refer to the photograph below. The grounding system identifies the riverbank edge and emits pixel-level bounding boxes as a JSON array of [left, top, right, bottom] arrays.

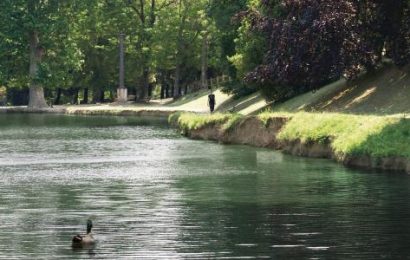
[[0, 106, 185, 118], [171, 114, 410, 174], [2, 106, 408, 173]]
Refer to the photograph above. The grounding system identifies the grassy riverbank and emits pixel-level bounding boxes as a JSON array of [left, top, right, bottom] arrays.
[[271, 112, 410, 158], [1, 65, 408, 172], [171, 111, 410, 173], [169, 112, 244, 132]]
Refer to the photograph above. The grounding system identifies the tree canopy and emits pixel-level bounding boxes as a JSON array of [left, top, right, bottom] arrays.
[[0, 0, 409, 107], [242, 0, 410, 100]]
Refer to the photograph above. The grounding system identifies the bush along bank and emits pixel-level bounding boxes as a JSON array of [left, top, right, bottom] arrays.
[[170, 112, 410, 174]]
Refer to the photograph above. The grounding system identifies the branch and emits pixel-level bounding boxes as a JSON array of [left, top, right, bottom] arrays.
[[127, 0, 145, 23], [158, 0, 178, 10]]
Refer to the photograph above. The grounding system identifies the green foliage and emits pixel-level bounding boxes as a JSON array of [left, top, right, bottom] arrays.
[[3, 0, 407, 106], [0, 0, 85, 88], [209, 0, 248, 75], [223, 0, 268, 97], [229, 20, 266, 80], [0, 0, 229, 104]]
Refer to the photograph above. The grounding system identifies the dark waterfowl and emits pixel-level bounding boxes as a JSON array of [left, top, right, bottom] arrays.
[[72, 219, 95, 247]]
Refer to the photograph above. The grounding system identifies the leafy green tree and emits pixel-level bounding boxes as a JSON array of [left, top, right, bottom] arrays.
[[209, 0, 247, 77], [150, 0, 210, 97], [0, 0, 84, 108], [222, 0, 268, 97], [75, 0, 124, 103]]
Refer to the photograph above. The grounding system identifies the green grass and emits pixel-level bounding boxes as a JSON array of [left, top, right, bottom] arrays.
[[172, 111, 410, 158], [168, 111, 183, 126], [170, 112, 231, 131], [222, 113, 244, 131], [258, 109, 292, 127], [273, 112, 410, 158], [169, 112, 245, 132]]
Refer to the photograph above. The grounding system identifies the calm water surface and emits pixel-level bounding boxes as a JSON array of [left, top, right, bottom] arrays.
[[0, 114, 409, 259]]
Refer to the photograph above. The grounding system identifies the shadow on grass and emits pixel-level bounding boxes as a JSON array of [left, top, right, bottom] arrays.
[[349, 118, 410, 158], [306, 66, 410, 115], [217, 92, 262, 113], [166, 89, 209, 107]]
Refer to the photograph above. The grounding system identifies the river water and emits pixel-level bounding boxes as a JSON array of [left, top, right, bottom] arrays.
[[0, 114, 409, 259]]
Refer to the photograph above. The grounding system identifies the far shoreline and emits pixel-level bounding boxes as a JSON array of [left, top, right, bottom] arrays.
[[0, 103, 204, 118]]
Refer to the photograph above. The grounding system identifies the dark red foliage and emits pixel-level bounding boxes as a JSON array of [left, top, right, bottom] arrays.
[[244, 0, 410, 100]]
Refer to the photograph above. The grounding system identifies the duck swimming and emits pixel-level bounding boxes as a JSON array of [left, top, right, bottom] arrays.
[[72, 219, 95, 247]]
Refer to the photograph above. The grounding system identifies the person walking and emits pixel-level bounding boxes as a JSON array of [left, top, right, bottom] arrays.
[[208, 92, 216, 113]]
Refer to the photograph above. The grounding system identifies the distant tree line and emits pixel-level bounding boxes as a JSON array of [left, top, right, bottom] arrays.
[[0, 0, 244, 107], [0, 0, 409, 107]]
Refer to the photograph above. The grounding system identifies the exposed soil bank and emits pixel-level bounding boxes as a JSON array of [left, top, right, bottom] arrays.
[[177, 116, 410, 174]]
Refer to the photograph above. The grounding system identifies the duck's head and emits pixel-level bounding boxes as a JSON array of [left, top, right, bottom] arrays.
[[87, 219, 93, 234]]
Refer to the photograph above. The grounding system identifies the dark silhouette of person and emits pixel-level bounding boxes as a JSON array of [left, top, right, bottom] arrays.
[[208, 93, 216, 113]]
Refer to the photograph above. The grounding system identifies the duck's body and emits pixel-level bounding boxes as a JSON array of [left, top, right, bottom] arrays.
[[72, 233, 94, 244], [72, 220, 95, 247]]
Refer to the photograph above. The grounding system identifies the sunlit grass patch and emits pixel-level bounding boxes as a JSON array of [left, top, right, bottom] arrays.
[[222, 113, 244, 132], [276, 112, 410, 158], [171, 111, 410, 158], [170, 112, 245, 132], [170, 112, 231, 131]]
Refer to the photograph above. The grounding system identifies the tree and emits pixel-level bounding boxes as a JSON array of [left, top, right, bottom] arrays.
[[225, 0, 267, 97], [124, 0, 188, 100], [76, 0, 124, 104], [242, 0, 410, 100], [150, 0, 210, 98], [354, 0, 410, 66], [0, 0, 84, 108], [171, 0, 211, 97], [209, 0, 248, 77]]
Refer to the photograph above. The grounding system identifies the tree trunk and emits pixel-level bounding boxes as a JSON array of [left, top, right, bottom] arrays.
[[139, 69, 149, 100], [83, 88, 89, 104], [173, 64, 181, 98], [131, 0, 157, 101], [71, 88, 79, 104], [148, 83, 153, 97], [201, 33, 208, 89], [160, 84, 165, 99], [173, 0, 187, 99], [92, 89, 104, 103], [28, 31, 48, 108], [55, 88, 62, 105], [166, 85, 170, 98]]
